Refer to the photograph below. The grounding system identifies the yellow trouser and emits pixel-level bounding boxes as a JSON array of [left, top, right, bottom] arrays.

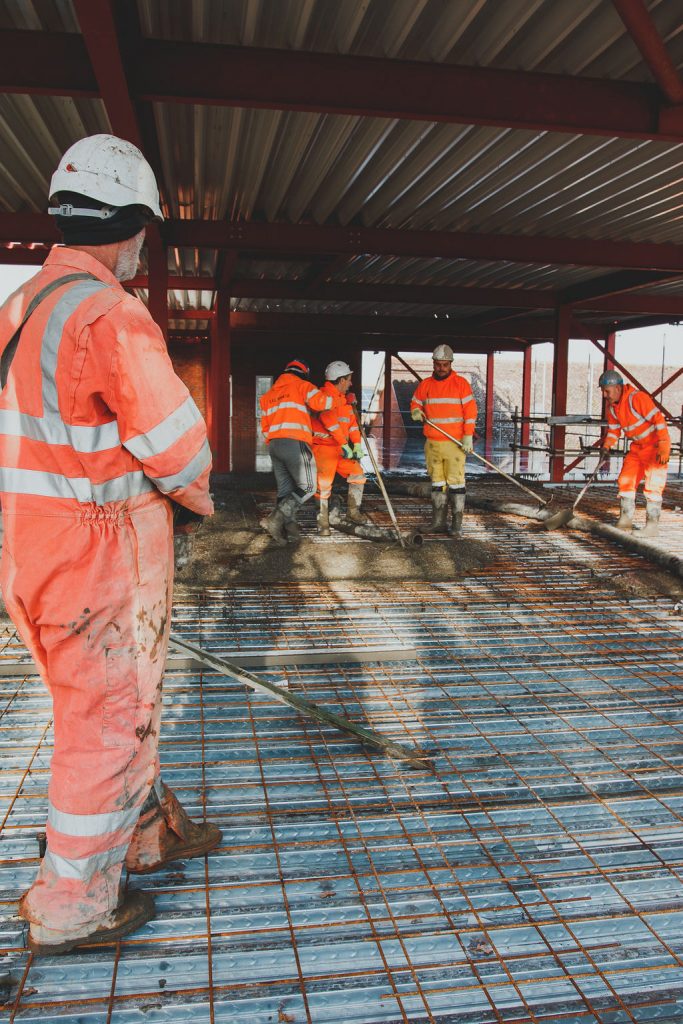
[[424, 439, 466, 488]]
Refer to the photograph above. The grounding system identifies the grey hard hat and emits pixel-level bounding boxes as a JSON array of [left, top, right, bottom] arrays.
[[598, 369, 624, 387]]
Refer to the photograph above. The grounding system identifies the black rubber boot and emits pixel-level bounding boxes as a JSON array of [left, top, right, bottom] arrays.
[[448, 490, 466, 538], [420, 489, 448, 534]]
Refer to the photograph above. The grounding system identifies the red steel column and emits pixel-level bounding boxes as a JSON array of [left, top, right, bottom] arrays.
[[521, 344, 532, 470], [485, 350, 495, 461], [382, 351, 392, 469], [601, 328, 617, 431], [208, 291, 231, 472], [550, 306, 570, 482], [146, 228, 167, 341]]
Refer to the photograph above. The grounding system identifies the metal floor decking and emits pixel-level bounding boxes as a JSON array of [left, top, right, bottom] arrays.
[[1, 517, 683, 1023]]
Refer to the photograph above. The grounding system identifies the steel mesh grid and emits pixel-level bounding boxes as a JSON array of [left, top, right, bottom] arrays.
[[0, 526, 682, 1022]]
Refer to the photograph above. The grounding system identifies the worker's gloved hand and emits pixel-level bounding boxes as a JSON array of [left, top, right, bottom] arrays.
[[172, 501, 204, 536], [341, 443, 354, 460], [598, 447, 610, 464], [347, 392, 357, 406], [411, 407, 424, 422], [461, 435, 473, 453], [656, 447, 670, 466], [173, 533, 195, 572], [352, 442, 364, 460]]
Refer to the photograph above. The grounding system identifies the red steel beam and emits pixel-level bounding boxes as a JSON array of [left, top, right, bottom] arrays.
[[652, 364, 683, 399], [521, 345, 532, 470], [72, 0, 142, 147], [228, 310, 589, 340], [612, 0, 683, 105], [4, 30, 683, 141], [5, 213, 683, 273], [382, 352, 392, 469], [550, 307, 571, 482], [590, 334, 672, 419], [485, 351, 495, 462]]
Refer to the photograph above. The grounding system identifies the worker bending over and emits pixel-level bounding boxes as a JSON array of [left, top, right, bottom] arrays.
[[599, 369, 670, 538], [0, 134, 221, 954], [260, 359, 342, 545], [410, 344, 478, 537], [311, 361, 366, 535]]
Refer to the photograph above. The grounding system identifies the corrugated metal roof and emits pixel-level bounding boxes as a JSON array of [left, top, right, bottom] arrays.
[[1, 1, 682, 325], [136, 0, 683, 81]]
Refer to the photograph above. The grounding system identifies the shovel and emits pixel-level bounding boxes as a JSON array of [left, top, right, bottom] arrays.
[[544, 457, 607, 531]]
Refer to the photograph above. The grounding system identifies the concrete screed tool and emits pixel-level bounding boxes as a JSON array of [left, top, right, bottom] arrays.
[[350, 397, 407, 548], [544, 456, 608, 531]]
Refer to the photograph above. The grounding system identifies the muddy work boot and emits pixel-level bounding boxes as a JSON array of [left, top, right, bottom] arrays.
[[448, 490, 466, 538], [317, 498, 331, 536], [346, 483, 369, 525], [262, 494, 299, 547], [639, 499, 661, 539], [125, 782, 222, 875], [284, 519, 301, 543], [26, 890, 155, 956], [420, 489, 448, 534], [614, 494, 635, 532]]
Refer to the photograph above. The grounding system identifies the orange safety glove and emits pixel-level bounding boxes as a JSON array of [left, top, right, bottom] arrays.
[[656, 447, 670, 466]]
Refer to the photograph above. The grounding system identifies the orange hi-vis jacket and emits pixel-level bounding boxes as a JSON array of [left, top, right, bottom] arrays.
[[410, 370, 478, 443], [260, 371, 340, 445], [0, 247, 213, 516], [603, 384, 671, 458], [311, 381, 362, 448]]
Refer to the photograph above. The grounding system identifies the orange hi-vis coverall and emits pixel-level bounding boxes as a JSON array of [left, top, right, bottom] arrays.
[[603, 384, 671, 503], [311, 382, 366, 500], [410, 371, 477, 489], [260, 372, 338, 445], [0, 247, 213, 933]]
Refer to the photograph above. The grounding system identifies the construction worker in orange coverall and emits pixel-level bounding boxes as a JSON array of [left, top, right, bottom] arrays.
[[311, 360, 367, 536], [598, 369, 671, 539], [410, 344, 478, 538], [260, 359, 343, 546], [0, 134, 221, 955]]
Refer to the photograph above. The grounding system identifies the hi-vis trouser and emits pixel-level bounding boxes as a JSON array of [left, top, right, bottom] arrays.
[[1, 491, 172, 931], [618, 442, 667, 504], [424, 439, 467, 489], [313, 445, 366, 500]]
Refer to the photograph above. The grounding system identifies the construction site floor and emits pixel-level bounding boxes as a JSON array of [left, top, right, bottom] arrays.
[[1, 478, 683, 1022]]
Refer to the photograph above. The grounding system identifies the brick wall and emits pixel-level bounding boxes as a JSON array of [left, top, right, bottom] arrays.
[[169, 342, 209, 419]]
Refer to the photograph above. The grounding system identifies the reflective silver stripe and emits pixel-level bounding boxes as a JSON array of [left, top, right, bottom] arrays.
[[325, 422, 341, 431], [151, 438, 211, 494], [312, 431, 329, 439], [43, 843, 129, 881], [266, 400, 308, 415], [464, 418, 477, 424], [0, 410, 120, 453], [125, 395, 203, 461], [266, 422, 311, 435], [629, 424, 656, 441], [423, 393, 473, 405], [655, 422, 668, 431], [41, 281, 110, 421], [0, 467, 153, 502], [412, 399, 424, 406], [0, 280, 123, 455], [91, 472, 153, 503], [48, 802, 142, 838], [323, 395, 334, 410], [338, 416, 350, 423], [428, 416, 464, 424]]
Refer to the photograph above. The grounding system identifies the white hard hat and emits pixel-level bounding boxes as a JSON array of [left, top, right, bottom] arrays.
[[432, 344, 454, 361], [325, 360, 353, 380], [48, 134, 163, 220]]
